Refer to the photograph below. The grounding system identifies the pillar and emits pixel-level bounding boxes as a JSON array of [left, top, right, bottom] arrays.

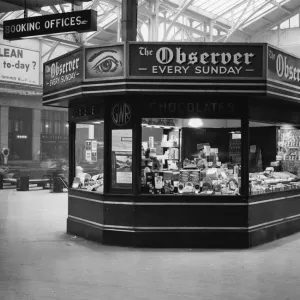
[[0, 105, 9, 150], [148, 0, 159, 41], [32, 109, 41, 162], [121, 0, 138, 41]]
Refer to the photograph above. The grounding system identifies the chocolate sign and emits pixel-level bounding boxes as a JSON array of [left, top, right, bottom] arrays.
[[145, 100, 240, 118], [129, 43, 263, 77]]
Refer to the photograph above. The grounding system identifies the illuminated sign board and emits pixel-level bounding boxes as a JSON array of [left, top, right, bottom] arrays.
[[129, 43, 264, 78], [44, 49, 83, 93], [268, 45, 300, 87]]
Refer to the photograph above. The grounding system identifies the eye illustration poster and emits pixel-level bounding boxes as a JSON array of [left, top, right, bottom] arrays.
[[85, 45, 124, 79]]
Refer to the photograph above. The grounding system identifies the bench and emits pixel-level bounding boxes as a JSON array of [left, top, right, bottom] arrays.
[[16, 175, 53, 191], [0, 174, 53, 190]]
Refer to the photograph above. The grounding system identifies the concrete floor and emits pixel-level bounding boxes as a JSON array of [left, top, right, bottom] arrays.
[[0, 189, 300, 300]]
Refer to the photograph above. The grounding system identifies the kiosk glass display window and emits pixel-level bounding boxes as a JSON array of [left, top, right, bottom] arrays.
[[73, 121, 104, 193], [141, 118, 241, 195], [249, 121, 300, 195]]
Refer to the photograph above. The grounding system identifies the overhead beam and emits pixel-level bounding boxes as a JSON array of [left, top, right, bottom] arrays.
[[214, 0, 249, 21], [223, 0, 253, 42], [0, 0, 42, 13], [42, 41, 60, 60], [238, 1, 273, 29], [50, 5, 60, 14], [270, 0, 291, 14], [91, 0, 101, 10], [162, 0, 194, 40], [251, 5, 300, 39]]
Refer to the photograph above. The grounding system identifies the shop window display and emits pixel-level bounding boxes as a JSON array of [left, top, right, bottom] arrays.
[[72, 121, 104, 193], [249, 122, 300, 195], [141, 118, 242, 195]]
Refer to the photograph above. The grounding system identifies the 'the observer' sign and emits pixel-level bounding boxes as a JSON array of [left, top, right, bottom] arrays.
[[3, 10, 97, 40], [44, 49, 83, 93], [129, 43, 263, 77], [268, 45, 300, 87]]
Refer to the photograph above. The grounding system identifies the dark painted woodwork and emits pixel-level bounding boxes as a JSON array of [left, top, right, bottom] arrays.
[[132, 230, 249, 248], [67, 218, 103, 243], [134, 205, 248, 227], [249, 218, 300, 247], [69, 195, 104, 225], [249, 189, 300, 203], [241, 109, 249, 197], [249, 193, 300, 226], [69, 188, 105, 200], [135, 194, 246, 203], [68, 123, 76, 187], [67, 217, 249, 248], [103, 203, 135, 227], [249, 98, 300, 125]]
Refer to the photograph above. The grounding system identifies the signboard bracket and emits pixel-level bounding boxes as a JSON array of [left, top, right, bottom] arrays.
[[24, 0, 28, 18]]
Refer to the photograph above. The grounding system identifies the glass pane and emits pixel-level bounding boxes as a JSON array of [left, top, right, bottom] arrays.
[[280, 20, 289, 29], [290, 14, 299, 28], [73, 121, 104, 193], [111, 129, 133, 189], [249, 122, 300, 195], [141, 118, 241, 195]]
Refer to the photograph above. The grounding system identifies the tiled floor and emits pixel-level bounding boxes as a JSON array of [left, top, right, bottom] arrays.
[[0, 189, 300, 300]]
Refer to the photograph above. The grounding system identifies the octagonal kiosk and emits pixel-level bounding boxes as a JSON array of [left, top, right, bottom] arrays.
[[43, 43, 300, 248]]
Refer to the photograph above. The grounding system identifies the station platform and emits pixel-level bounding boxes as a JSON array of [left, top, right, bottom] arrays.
[[0, 189, 300, 300]]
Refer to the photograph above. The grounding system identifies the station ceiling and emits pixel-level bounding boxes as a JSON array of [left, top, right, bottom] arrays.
[[0, 0, 300, 52], [0, 0, 89, 13]]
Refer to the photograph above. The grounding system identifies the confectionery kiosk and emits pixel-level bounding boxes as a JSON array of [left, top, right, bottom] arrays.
[[43, 42, 300, 248]]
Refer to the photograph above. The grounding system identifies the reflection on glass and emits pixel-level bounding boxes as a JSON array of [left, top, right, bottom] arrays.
[[141, 118, 241, 195], [73, 121, 104, 193], [111, 129, 132, 189], [249, 121, 300, 195]]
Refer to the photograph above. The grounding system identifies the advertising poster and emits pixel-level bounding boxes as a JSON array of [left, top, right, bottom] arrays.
[[129, 43, 263, 78], [268, 45, 300, 88], [112, 151, 132, 185], [91, 140, 97, 151], [85, 150, 92, 162], [0, 44, 39, 85], [85, 45, 124, 80], [44, 49, 83, 93]]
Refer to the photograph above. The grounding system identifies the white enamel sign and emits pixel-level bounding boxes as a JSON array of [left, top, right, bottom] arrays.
[[0, 44, 40, 85]]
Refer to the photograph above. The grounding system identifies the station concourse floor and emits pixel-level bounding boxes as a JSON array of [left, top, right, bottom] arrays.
[[0, 189, 300, 300]]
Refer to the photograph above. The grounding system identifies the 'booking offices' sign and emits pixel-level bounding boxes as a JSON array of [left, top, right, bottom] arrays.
[[3, 10, 97, 40]]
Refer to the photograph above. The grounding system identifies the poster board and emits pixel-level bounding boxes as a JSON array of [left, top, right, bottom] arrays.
[[112, 150, 132, 188]]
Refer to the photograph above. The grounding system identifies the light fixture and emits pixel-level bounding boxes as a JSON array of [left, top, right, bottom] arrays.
[[188, 118, 203, 128], [93, 121, 101, 124], [281, 125, 294, 130], [45, 124, 49, 128], [65, 123, 69, 128]]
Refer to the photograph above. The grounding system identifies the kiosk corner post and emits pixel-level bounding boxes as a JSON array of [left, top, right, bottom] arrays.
[[241, 101, 250, 199]]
